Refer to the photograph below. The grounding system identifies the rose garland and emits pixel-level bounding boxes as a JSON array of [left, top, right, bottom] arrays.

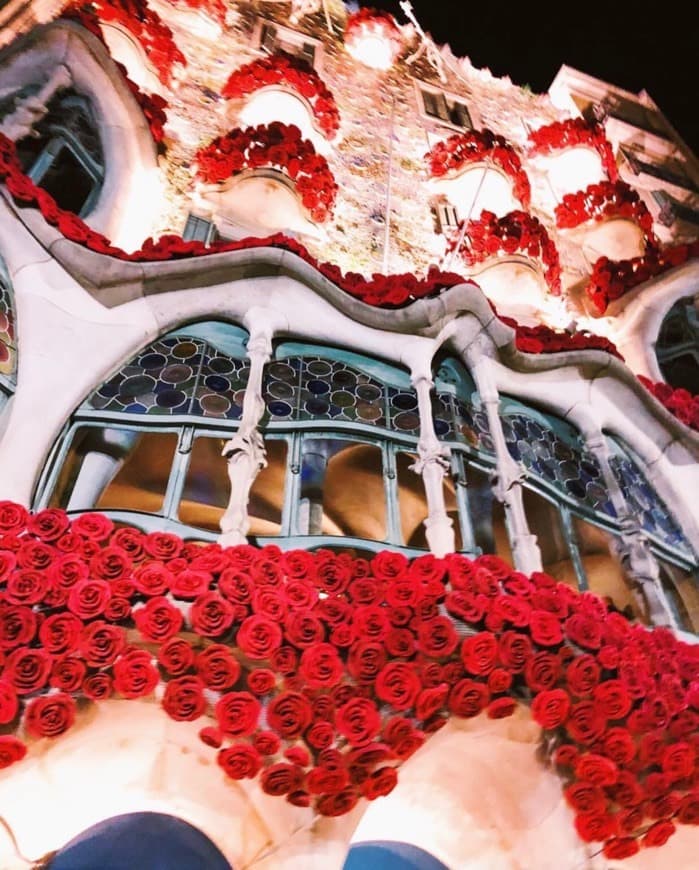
[[222, 52, 341, 139], [0, 504, 697, 858], [195, 123, 338, 223], [498, 316, 623, 359], [585, 242, 699, 314], [637, 376, 699, 432], [344, 7, 403, 66], [449, 209, 562, 295], [528, 118, 618, 183], [555, 181, 658, 248], [63, 0, 186, 86], [426, 129, 532, 209]]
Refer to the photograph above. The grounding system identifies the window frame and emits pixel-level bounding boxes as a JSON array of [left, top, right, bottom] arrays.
[[416, 81, 474, 133]]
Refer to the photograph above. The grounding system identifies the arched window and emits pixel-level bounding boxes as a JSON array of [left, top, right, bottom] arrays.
[[15, 88, 104, 216], [36, 321, 250, 536], [0, 257, 17, 411], [655, 294, 699, 392]]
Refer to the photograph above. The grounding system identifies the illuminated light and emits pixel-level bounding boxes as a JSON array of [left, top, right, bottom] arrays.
[[430, 164, 518, 220], [101, 23, 162, 95], [473, 257, 550, 326], [545, 146, 606, 198], [581, 217, 646, 262], [236, 89, 330, 155], [346, 31, 396, 71], [344, 12, 402, 71], [110, 166, 164, 252]]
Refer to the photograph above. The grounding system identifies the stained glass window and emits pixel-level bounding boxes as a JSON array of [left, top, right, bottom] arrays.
[[433, 358, 492, 453], [500, 399, 616, 518], [0, 259, 16, 396], [86, 323, 250, 420], [655, 294, 699, 393], [607, 437, 694, 558]]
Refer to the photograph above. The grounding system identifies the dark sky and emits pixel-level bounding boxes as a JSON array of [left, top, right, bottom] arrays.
[[369, 1, 699, 155]]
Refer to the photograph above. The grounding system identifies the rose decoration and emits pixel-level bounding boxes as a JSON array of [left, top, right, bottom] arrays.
[[528, 118, 618, 182], [222, 52, 340, 138], [637, 375, 699, 432]]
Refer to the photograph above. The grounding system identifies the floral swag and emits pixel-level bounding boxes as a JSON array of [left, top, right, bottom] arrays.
[[222, 52, 341, 139], [637, 376, 699, 433], [449, 209, 562, 295], [195, 122, 338, 223], [528, 118, 618, 183], [63, 0, 186, 86], [0, 504, 698, 861], [426, 129, 532, 209], [585, 242, 699, 315], [555, 180, 658, 248]]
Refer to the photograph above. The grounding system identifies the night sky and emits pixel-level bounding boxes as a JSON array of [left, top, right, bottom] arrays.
[[368, 1, 699, 156]]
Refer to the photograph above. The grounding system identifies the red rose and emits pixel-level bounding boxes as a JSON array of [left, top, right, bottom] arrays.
[[47, 554, 88, 589], [79, 621, 126, 667], [611, 771, 644, 807], [336, 697, 381, 746], [487, 668, 512, 694], [524, 651, 560, 691], [553, 744, 579, 767], [316, 787, 360, 816], [0, 735, 26, 768], [299, 643, 343, 689], [415, 684, 449, 721], [157, 637, 195, 675], [602, 838, 640, 860], [370, 551, 408, 582], [260, 762, 304, 796], [4, 569, 49, 605], [133, 597, 183, 642], [661, 742, 695, 781], [361, 766, 398, 800], [617, 806, 644, 836], [678, 791, 699, 825], [271, 645, 298, 675], [282, 549, 317, 582], [315, 552, 352, 595], [307, 765, 349, 794], [236, 614, 282, 659], [24, 692, 76, 738], [575, 752, 619, 787], [564, 781, 607, 814], [215, 691, 260, 737], [448, 678, 490, 718], [566, 700, 606, 745], [113, 649, 159, 698], [0, 605, 37, 650], [0, 502, 28, 533], [196, 644, 240, 690], [487, 697, 517, 719], [643, 820, 675, 848], [574, 811, 618, 842], [5, 646, 51, 694], [417, 616, 458, 658], [253, 730, 281, 756], [267, 690, 313, 739], [498, 630, 533, 673], [461, 632, 498, 675], [306, 720, 335, 751], [89, 547, 130, 582], [566, 613, 602, 650], [217, 744, 262, 780], [49, 656, 86, 692], [71, 512, 113, 541], [601, 727, 636, 766], [566, 655, 600, 696], [170, 569, 211, 600], [528, 610, 563, 647], [592, 680, 632, 720], [190, 592, 235, 637], [39, 613, 82, 655], [531, 688, 571, 729], [347, 641, 386, 684], [17, 541, 53, 571], [82, 672, 113, 700], [144, 531, 183, 560], [68, 579, 111, 619], [110, 527, 145, 560], [133, 562, 172, 596], [285, 610, 326, 647], [375, 662, 420, 711], [0, 679, 18, 724], [162, 675, 206, 721]]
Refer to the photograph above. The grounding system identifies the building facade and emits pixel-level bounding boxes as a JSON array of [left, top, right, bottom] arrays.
[[0, 1, 697, 868]]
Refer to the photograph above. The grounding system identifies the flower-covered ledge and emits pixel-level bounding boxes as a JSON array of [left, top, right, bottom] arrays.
[[0, 505, 698, 868]]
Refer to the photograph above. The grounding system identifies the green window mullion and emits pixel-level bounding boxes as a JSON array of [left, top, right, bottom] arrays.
[[384, 442, 401, 545], [162, 425, 195, 520], [560, 505, 589, 591], [452, 452, 477, 554], [287, 431, 305, 536]]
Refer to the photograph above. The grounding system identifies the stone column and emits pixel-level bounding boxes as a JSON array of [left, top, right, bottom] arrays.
[[219, 326, 273, 547], [470, 353, 542, 574], [583, 428, 676, 627], [0, 64, 72, 141], [410, 372, 454, 557]]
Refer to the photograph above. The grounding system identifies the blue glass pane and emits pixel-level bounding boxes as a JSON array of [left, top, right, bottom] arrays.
[[0, 263, 16, 383], [501, 405, 616, 518], [86, 327, 249, 420], [609, 448, 694, 556], [344, 841, 449, 870]]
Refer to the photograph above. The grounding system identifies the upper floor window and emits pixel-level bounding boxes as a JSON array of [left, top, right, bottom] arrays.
[[431, 199, 459, 235], [652, 190, 699, 229], [655, 295, 699, 392], [0, 257, 16, 409], [258, 21, 318, 67], [622, 148, 698, 194], [15, 89, 104, 217], [419, 86, 472, 130]]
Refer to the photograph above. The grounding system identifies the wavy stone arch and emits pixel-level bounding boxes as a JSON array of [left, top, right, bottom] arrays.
[[0, 19, 161, 250]]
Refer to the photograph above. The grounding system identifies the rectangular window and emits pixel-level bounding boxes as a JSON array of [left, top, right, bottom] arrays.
[[652, 190, 699, 228], [258, 21, 318, 66], [420, 87, 472, 130], [623, 148, 698, 193], [183, 214, 218, 245], [434, 201, 459, 234]]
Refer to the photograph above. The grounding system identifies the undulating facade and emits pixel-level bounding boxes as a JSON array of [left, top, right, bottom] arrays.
[[0, 1, 697, 868]]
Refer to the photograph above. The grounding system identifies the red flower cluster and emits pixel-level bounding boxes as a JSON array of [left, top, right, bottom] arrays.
[[498, 316, 623, 359], [637, 376, 699, 432], [450, 209, 562, 295], [585, 242, 699, 314], [528, 118, 618, 183], [426, 129, 532, 208], [195, 123, 338, 223], [344, 7, 402, 64], [66, 0, 186, 86], [0, 504, 697, 856], [555, 181, 657, 248], [222, 52, 340, 139]]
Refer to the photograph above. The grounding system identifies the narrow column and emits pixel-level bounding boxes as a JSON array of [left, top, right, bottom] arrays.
[[219, 326, 273, 547], [470, 353, 542, 574], [583, 427, 676, 627], [1, 64, 72, 141], [410, 372, 454, 557]]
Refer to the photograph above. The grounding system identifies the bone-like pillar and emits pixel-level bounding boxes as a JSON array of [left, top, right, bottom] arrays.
[[1, 64, 72, 141]]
